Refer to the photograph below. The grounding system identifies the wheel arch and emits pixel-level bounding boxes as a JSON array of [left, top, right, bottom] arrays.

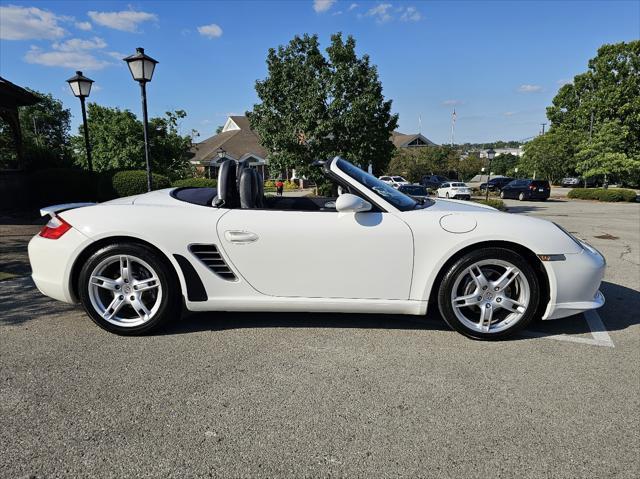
[[69, 235, 186, 303], [426, 240, 550, 318]]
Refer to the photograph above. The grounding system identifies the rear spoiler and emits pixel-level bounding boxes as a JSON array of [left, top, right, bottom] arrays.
[[40, 203, 95, 219]]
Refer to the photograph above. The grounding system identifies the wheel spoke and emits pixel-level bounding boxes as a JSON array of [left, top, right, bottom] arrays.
[[499, 297, 527, 314], [130, 296, 151, 320], [103, 295, 125, 320], [493, 267, 519, 291], [453, 293, 481, 308], [133, 277, 159, 292], [90, 275, 119, 291], [478, 304, 493, 332], [120, 256, 130, 282], [469, 265, 488, 289]]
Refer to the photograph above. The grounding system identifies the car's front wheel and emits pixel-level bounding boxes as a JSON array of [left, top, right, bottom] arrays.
[[437, 247, 540, 339], [500, 191, 505, 199], [518, 192, 525, 201], [78, 243, 180, 335]]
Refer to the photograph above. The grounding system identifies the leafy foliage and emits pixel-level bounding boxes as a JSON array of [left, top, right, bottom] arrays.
[[109, 170, 171, 198], [172, 177, 217, 188], [472, 198, 508, 211], [0, 89, 72, 169], [386, 146, 461, 182], [567, 188, 637, 202], [72, 104, 193, 179], [248, 33, 398, 180], [524, 41, 640, 184]]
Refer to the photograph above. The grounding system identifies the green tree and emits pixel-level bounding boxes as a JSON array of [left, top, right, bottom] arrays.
[[575, 120, 640, 184], [520, 127, 582, 182], [0, 89, 72, 169], [386, 146, 461, 182], [248, 33, 398, 179], [490, 153, 519, 176], [73, 104, 193, 179]]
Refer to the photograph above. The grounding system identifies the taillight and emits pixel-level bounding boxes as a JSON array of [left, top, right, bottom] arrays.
[[39, 216, 72, 239], [529, 185, 535, 190]]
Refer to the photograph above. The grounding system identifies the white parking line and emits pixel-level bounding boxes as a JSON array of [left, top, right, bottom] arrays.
[[521, 310, 615, 348]]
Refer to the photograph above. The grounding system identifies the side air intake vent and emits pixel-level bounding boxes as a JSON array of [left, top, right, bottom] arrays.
[[189, 244, 237, 281]]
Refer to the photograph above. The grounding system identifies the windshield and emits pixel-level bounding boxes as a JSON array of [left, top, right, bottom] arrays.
[[451, 183, 466, 187], [392, 176, 405, 182], [400, 185, 427, 195], [335, 158, 418, 211]]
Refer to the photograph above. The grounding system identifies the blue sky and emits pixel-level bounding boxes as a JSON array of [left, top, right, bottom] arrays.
[[1, 1, 638, 144]]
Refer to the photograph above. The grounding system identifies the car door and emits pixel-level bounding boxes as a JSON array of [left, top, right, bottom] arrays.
[[216, 209, 414, 300], [502, 181, 515, 198]]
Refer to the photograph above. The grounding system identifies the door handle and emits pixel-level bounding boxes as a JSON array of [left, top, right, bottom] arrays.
[[224, 230, 259, 243]]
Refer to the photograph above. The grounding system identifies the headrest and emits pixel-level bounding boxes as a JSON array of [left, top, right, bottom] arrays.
[[214, 159, 239, 207], [239, 168, 259, 209]]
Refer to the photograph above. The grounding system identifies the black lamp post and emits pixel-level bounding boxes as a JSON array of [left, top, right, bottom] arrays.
[[66, 71, 94, 171], [123, 47, 158, 192], [485, 148, 495, 201]]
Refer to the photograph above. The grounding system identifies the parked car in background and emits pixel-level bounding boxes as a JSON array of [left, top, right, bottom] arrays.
[[379, 175, 410, 188], [397, 184, 430, 200], [500, 179, 551, 201], [420, 175, 449, 189], [562, 177, 581, 187], [479, 177, 514, 192], [437, 182, 472, 200]]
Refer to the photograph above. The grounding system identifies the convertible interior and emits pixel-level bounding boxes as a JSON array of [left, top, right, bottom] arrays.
[[172, 158, 351, 212]]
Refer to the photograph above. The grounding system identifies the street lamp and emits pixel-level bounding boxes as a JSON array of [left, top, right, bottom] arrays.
[[66, 71, 94, 171], [514, 167, 519, 179], [123, 47, 158, 192], [485, 148, 495, 201]]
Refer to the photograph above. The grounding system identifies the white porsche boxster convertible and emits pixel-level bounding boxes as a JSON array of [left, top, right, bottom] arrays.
[[29, 157, 605, 339]]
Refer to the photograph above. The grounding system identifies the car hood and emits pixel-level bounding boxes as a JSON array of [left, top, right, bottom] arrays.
[[427, 198, 498, 212]]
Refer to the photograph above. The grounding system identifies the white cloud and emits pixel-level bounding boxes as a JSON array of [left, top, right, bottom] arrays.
[[333, 10, 343, 16], [25, 46, 111, 70], [349, 3, 359, 11], [197, 23, 223, 38], [0, 5, 66, 40], [557, 78, 573, 86], [442, 99, 463, 106], [517, 84, 543, 93], [366, 3, 393, 23], [400, 6, 422, 22], [503, 111, 516, 117], [313, 0, 337, 13], [87, 9, 157, 32], [106, 51, 127, 60], [53, 37, 106, 52], [75, 21, 92, 31]]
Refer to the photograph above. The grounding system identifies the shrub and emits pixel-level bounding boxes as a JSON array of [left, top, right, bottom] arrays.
[[473, 198, 508, 211], [172, 178, 217, 188], [264, 179, 298, 191], [110, 170, 171, 198], [31, 168, 98, 205], [568, 188, 637, 202]]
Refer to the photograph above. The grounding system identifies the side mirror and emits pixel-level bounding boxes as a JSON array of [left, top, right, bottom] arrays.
[[335, 193, 372, 213]]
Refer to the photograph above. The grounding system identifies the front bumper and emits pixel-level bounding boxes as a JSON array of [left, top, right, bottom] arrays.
[[542, 242, 606, 320], [28, 228, 89, 304]]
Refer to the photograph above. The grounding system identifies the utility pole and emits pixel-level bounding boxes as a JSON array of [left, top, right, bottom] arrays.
[[540, 122, 547, 135], [450, 109, 456, 147]]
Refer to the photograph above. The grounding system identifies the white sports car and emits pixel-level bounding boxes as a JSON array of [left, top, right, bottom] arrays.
[[28, 157, 605, 339]]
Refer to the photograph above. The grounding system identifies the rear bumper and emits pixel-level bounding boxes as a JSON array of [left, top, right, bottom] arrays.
[[542, 243, 606, 320], [28, 228, 89, 304]]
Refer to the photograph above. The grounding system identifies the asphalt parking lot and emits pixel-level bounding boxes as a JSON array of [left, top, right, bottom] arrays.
[[1, 198, 639, 478]]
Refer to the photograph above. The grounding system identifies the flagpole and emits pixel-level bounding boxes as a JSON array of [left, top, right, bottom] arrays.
[[450, 109, 456, 147]]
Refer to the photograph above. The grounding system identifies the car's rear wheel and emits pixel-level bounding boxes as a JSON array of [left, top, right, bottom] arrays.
[[437, 247, 540, 340], [518, 192, 525, 201], [446, 192, 450, 198], [78, 243, 180, 335]]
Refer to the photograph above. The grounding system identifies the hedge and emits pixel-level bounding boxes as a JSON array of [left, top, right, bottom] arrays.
[[473, 198, 508, 211], [31, 168, 99, 204], [568, 188, 637, 202], [110, 170, 171, 198], [172, 178, 217, 188], [264, 180, 298, 191]]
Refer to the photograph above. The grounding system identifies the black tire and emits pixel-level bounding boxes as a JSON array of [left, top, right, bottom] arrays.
[[78, 242, 181, 335], [500, 191, 505, 199], [518, 192, 525, 201], [446, 192, 450, 198], [437, 247, 541, 340]]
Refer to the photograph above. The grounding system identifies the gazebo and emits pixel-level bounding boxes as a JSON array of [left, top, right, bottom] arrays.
[[0, 76, 40, 170]]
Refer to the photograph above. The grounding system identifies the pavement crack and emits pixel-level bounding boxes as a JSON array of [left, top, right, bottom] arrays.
[[619, 244, 639, 266]]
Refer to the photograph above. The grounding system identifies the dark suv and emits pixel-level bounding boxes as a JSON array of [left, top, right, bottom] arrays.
[[500, 179, 550, 201], [479, 177, 514, 192], [420, 175, 449, 189]]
